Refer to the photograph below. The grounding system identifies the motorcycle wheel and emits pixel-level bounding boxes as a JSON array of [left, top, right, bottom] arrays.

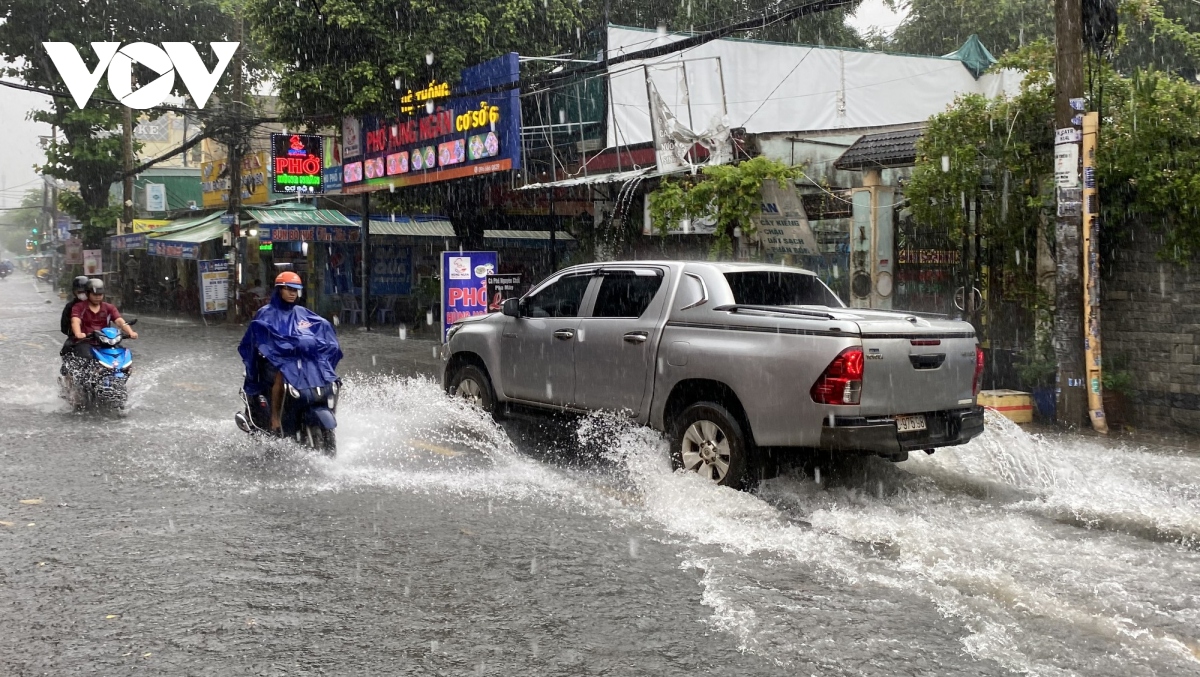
[[306, 425, 336, 458]]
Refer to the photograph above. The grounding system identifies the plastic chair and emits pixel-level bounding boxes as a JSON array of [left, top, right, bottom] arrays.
[[339, 294, 363, 325], [375, 295, 397, 325]]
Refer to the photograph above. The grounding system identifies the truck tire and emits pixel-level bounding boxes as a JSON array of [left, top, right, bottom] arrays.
[[670, 402, 750, 489], [450, 364, 497, 414]]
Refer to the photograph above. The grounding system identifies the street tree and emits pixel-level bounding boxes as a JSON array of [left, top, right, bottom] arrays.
[[0, 0, 247, 245]]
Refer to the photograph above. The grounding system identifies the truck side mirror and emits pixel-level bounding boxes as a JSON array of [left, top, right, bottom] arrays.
[[501, 298, 521, 318]]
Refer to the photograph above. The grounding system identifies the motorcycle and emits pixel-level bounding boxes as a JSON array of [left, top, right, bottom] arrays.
[[60, 319, 137, 410], [234, 374, 340, 456]]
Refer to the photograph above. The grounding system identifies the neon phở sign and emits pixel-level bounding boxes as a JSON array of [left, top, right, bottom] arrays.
[[271, 133, 325, 194]]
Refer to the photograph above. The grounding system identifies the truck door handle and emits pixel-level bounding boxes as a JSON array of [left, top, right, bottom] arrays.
[[623, 331, 649, 344], [909, 353, 946, 369], [553, 329, 575, 340]]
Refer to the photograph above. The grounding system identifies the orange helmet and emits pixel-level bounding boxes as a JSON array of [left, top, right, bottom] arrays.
[[274, 271, 303, 289]]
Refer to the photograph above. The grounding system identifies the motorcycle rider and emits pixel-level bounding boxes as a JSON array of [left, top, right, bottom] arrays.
[[238, 271, 342, 433], [61, 276, 91, 336], [68, 279, 137, 362]]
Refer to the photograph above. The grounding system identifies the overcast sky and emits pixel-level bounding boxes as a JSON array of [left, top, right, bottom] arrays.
[[0, 79, 51, 209]]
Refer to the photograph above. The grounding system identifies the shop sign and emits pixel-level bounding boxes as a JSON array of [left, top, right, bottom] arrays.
[[343, 53, 520, 193], [441, 251, 497, 341], [198, 259, 229, 314], [266, 225, 360, 243], [897, 249, 961, 265], [110, 233, 147, 251], [271, 133, 324, 194], [148, 239, 200, 259], [486, 274, 526, 311], [370, 243, 412, 295], [752, 181, 819, 256], [323, 136, 343, 193], [200, 151, 269, 208], [145, 183, 166, 211], [400, 80, 451, 115]]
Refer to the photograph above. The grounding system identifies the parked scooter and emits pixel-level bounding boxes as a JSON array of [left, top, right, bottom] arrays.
[[60, 319, 138, 410]]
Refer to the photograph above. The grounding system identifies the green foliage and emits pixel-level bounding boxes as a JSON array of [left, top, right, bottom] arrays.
[[0, 0, 245, 235], [606, 0, 865, 48], [648, 156, 801, 258], [904, 42, 1055, 302], [248, 0, 585, 120], [886, 0, 1053, 57], [1015, 331, 1057, 388]]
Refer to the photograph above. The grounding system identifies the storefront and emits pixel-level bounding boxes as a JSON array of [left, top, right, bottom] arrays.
[[244, 206, 360, 317], [142, 213, 228, 315]]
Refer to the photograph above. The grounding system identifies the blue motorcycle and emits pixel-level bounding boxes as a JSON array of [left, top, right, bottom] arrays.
[[61, 320, 137, 410], [234, 372, 340, 456]]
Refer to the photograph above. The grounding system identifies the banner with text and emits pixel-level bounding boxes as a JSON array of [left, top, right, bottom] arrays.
[[441, 251, 497, 342]]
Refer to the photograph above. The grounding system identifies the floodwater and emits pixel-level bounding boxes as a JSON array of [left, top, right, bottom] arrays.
[[2, 275, 1198, 675]]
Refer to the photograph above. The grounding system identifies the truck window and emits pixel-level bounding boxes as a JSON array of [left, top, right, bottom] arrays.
[[724, 271, 844, 307], [591, 271, 663, 318], [525, 275, 591, 318]]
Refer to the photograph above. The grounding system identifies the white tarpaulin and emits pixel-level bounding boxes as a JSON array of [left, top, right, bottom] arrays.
[[606, 26, 1024, 148], [647, 79, 732, 172]]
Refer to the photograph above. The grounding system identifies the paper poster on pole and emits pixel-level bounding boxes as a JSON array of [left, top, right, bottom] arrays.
[[65, 238, 83, 265], [441, 251, 497, 342], [1054, 143, 1080, 188], [198, 260, 230, 314], [83, 249, 102, 275]]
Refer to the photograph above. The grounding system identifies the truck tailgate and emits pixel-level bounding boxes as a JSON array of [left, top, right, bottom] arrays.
[[848, 313, 978, 415]]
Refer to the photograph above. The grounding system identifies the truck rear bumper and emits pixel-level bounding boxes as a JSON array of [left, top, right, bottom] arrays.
[[819, 407, 985, 455]]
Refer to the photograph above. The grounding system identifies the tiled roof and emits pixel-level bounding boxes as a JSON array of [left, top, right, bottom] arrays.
[[834, 127, 925, 170]]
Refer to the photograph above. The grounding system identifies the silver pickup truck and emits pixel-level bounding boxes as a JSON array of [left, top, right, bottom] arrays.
[[443, 261, 984, 488]]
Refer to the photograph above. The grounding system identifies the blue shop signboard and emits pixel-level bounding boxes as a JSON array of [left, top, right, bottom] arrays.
[[371, 243, 412, 295], [343, 53, 520, 194], [149, 239, 200, 259], [441, 251, 497, 342]]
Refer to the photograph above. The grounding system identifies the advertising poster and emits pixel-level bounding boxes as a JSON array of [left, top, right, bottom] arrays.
[[145, 183, 166, 211], [441, 251, 497, 341], [65, 238, 83, 265], [486, 274, 527, 311], [371, 243, 412, 295], [200, 151, 270, 208], [83, 249, 103, 275], [198, 260, 230, 314]]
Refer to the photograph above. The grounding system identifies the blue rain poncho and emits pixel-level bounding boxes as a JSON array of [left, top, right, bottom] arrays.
[[238, 290, 342, 396]]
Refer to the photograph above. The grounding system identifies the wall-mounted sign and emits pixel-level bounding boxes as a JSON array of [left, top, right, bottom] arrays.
[[271, 133, 324, 194], [322, 136, 343, 194], [201, 152, 269, 208], [342, 53, 520, 193], [400, 80, 451, 115], [144, 183, 166, 211], [148, 239, 200, 259]]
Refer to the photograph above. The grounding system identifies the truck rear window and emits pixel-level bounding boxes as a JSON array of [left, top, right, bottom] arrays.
[[724, 272, 844, 308]]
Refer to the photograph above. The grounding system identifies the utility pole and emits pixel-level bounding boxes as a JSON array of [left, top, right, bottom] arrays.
[[1054, 0, 1087, 427], [227, 13, 244, 322], [122, 106, 134, 233]]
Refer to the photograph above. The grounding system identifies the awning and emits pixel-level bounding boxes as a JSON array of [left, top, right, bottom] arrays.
[[517, 167, 653, 190], [245, 208, 357, 226], [151, 211, 225, 235], [147, 217, 229, 259], [369, 218, 455, 237], [484, 229, 575, 241]]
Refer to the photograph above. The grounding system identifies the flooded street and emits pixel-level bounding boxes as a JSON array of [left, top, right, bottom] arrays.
[[2, 277, 1198, 676]]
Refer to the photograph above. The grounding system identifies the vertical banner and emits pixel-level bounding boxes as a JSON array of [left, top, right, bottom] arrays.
[[198, 260, 230, 314], [83, 249, 103, 275], [485, 274, 527, 311], [145, 183, 166, 211], [65, 238, 83, 265], [440, 251, 497, 342], [1081, 112, 1107, 433]]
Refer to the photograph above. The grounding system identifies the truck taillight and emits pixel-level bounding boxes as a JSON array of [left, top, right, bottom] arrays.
[[973, 345, 985, 396], [811, 347, 864, 405]]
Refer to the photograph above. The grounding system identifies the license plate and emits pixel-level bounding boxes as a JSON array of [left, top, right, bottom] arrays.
[[895, 414, 927, 433]]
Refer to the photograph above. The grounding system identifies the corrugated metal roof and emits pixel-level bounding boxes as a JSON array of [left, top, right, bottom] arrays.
[[150, 220, 228, 244], [834, 127, 925, 170], [369, 219, 455, 237], [484, 229, 575, 241], [245, 208, 357, 226]]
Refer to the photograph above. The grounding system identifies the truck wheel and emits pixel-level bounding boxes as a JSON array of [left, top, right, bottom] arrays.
[[450, 364, 496, 413], [670, 402, 750, 489]]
